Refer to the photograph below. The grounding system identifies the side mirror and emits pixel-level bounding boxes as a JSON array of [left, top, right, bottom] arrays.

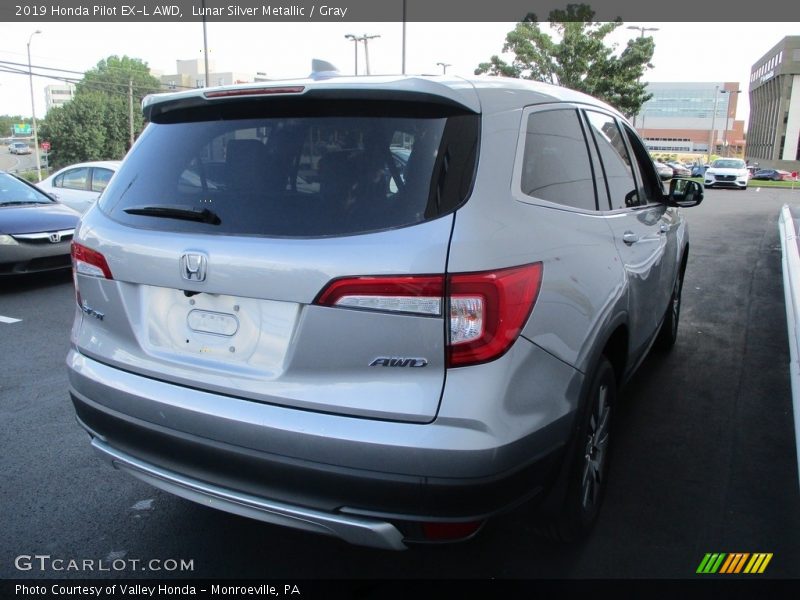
[[667, 178, 703, 207]]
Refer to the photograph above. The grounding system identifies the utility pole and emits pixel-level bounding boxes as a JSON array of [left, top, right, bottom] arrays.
[[128, 78, 134, 149], [720, 89, 742, 157], [707, 85, 720, 164], [27, 29, 42, 181], [437, 62, 451, 74]]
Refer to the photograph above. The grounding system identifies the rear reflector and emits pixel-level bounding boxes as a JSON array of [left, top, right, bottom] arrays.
[[315, 263, 543, 368], [71, 242, 113, 279], [421, 521, 483, 541]]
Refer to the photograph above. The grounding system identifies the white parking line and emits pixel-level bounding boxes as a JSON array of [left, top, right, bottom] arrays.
[[0, 315, 22, 324]]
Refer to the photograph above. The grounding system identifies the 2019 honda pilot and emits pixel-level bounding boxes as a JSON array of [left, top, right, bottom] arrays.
[[67, 74, 702, 550]]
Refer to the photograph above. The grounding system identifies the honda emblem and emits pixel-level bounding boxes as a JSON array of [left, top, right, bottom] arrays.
[[181, 252, 208, 282]]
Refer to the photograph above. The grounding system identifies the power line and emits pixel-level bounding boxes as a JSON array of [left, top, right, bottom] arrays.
[[0, 58, 196, 93]]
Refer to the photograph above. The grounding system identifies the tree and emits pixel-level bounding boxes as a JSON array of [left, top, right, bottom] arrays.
[[39, 55, 161, 168], [475, 4, 654, 118], [0, 115, 31, 139]]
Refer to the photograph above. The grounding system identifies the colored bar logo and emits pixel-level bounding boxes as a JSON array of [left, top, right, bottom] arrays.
[[696, 553, 773, 574]]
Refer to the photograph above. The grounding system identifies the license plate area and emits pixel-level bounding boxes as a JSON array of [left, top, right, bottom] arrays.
[[142, 286, 299, 371]]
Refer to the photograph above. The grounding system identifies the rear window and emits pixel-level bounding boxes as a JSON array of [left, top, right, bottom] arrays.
[[100, 101, 478, 237]]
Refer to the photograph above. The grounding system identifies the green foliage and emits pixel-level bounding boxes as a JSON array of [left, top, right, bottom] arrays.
[[39, 55, 161, 168], [78, 55, 161, 101], [0, 115, 31, 138], [475, 3, 654, 117], [16, 170, 41, 183]]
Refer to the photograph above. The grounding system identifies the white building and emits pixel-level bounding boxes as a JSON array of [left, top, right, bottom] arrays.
[[159, 58, 257, 91], [44, 83, 76, 112]]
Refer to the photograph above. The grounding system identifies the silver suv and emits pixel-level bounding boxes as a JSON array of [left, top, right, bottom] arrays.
[[67, 75, 702, 550]]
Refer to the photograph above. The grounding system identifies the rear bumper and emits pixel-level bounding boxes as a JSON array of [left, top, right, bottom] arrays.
[[67, 341, 578, 547], [87, 433, 407, 550]]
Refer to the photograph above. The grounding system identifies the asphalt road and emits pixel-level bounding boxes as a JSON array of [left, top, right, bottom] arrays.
[[0, 145, 40, 174], [1, 186, 798, 584]]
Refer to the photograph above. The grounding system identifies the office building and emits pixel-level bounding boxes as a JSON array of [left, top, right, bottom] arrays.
[[747, 36, 800, 169], [635, 82, 745, 158]]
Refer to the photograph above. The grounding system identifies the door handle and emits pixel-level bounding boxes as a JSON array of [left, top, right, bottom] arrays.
[[622, 231, 639, 245]]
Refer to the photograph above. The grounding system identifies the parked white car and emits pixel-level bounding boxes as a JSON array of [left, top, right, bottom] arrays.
[[37, 161, 122, 213], [704, 158, 749, 190]]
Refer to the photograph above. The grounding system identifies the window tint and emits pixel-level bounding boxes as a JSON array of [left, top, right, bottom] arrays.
[[521, 109, 596, 210], [622, 125, 663, 204], [584, 111, 638, 210], [61, 168, 89, 191], [91, 168, 114, 193], [102, 107, 478, 238]]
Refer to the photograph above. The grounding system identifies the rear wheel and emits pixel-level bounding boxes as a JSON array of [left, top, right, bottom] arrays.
[[538, 356, 615, 542], [655, 270, 683, 351]]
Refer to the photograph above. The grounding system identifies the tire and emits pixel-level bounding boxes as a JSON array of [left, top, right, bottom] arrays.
[[655, 270, 683, 351], [704, 185, 711, 190], [538, 356, 616, 542]]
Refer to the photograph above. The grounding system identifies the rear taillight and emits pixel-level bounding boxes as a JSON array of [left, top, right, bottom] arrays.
[[315, 263, 543, 368], [315, 275, 444, 316], [447, 264, 543, 367], [71, 242, 113, 279]]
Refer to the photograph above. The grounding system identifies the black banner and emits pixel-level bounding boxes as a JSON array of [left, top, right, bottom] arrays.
[[1, 0, 799, 22]]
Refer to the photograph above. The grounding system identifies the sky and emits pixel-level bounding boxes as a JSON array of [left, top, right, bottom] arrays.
[[0, 20, 798, 125]]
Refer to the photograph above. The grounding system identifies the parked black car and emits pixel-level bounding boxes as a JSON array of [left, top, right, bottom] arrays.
[[0, 170, 79, 276]]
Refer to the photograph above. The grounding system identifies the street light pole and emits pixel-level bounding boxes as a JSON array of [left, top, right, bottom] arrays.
[[707, 84, 720, 164], [201, 0, 210, 87], [401, 0, 406, 75], [626, 25, 658, 128], [27, 30, 42, 181], [720, 89, 742, 157], [360, 34, 381, 75], [436, 62, 451, 74], [344, 34, 358, 75]]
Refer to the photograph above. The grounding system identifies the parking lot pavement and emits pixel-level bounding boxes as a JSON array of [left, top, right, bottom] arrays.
[[0, 187, 798, 582]]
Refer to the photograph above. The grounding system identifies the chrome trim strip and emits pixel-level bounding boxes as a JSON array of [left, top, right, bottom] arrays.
[[13, 228, 75, 240], [90, 437, 408, 551]]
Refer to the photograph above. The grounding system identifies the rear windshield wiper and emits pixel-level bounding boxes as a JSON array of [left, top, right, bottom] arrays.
[[123, 205, 221, 225]]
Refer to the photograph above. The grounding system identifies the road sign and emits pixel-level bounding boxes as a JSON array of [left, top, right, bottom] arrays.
[[12, 124, 31, 135], [40, 141, 50, 152]]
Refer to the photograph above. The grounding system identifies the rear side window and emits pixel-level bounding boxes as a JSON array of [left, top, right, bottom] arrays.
[[100, 101, 478, 237], [60, 167, 89, 191], [584, 111, 638, 210], [520, 109, 596, 211], [91, 168, 114, 193]]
